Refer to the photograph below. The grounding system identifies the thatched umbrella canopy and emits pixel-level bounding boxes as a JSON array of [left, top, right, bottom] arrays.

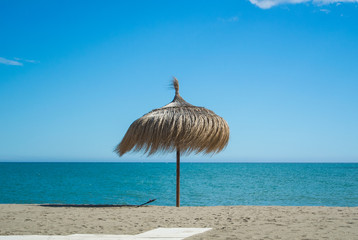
[[115, 77, 229, 207]]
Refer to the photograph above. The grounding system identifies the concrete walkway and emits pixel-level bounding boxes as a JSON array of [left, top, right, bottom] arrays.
[[0, 228, 211, 240]]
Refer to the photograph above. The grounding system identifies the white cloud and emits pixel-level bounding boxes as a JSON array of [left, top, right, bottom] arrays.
[[249, 0, 358, 9], [320, 8, 331, 12], [25, 59, 39, 63], [0, 57, 39, 66], [14, 57, 40, 64], [218, 16, 239, 22], [0, 57, 23, 66]]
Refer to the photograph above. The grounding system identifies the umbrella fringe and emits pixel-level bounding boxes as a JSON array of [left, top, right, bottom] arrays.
[[115, 78, 229, 157], [116, 107, 229, 156]]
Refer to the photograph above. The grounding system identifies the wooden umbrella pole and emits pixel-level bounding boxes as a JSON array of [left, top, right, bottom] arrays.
[[176, 148, 180, 207]]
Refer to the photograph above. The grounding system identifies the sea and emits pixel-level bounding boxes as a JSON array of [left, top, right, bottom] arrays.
[[0, 162, 357, 207]]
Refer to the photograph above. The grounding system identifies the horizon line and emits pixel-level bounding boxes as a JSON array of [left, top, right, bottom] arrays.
[[1, 161, 357, 164]]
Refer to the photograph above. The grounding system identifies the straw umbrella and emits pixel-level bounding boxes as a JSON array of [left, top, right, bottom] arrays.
[[115, 77, 229, 207]]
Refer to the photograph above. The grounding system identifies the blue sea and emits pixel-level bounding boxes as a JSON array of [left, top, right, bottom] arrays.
[[0, 163, 357, 207]]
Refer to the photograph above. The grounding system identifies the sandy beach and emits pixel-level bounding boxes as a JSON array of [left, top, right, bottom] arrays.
[[0, 204, 357, 239]]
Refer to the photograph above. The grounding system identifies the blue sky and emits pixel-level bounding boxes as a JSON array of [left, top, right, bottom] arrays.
[[1, 0, 357, 162]]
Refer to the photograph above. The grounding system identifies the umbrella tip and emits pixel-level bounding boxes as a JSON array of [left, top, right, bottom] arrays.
[[172, 77, 179, 95]]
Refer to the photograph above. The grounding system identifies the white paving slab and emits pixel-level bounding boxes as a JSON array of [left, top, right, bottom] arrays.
[[0, 228, 212, 240], [136, 228, 212, 238], [0, 236, 134, 240], [69, 235, 134, 239], [0, 237, 45, 240], [67, 234, 135, 240]]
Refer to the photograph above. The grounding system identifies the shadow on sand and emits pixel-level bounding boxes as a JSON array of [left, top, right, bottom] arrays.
[[39, 199, 156, 208]]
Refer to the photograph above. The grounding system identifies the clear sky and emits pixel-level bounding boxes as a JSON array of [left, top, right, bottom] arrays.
[[1, 0, 357, 162]]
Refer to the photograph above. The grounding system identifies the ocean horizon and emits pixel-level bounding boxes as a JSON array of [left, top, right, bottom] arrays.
[[1, 162, 357, 207]]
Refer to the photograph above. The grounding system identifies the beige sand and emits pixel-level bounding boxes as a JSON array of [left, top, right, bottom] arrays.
[[0, 204, 357, 239]]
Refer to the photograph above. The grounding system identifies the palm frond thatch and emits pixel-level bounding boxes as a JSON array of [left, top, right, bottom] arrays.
[[115, 77, 230, 156]]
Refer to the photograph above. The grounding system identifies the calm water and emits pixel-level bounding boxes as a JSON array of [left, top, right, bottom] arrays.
[[0, 163, 357, 206]]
